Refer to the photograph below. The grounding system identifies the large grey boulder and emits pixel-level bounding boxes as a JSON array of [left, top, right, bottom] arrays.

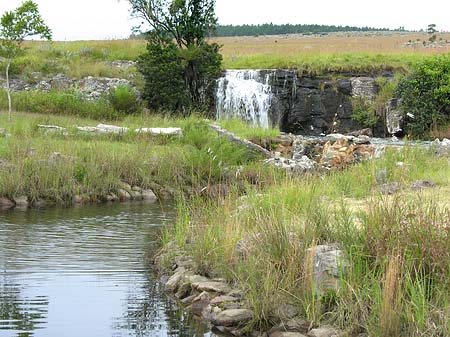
[[350, 77, 378, 101], [386, 98, 403, 135], [306, 245, 348, 293]]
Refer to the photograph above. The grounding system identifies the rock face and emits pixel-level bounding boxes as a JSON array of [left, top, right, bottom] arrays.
[[385, 98, 403, 135], [268, 71, 381, 136], [0, 71, 138, 101]]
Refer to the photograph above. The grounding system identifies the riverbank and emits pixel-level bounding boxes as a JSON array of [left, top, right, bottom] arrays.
[[158, 144, 450, 337], [0, 112, 277, 210]]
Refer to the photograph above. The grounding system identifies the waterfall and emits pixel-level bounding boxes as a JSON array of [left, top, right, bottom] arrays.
[[216, 70, 273, 128]]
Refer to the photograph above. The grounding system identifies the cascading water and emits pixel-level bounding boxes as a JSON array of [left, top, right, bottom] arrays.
[[216, 70, 273, 128]]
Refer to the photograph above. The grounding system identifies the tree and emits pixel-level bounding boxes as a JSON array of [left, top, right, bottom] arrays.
[[128, 0, 222, 113], [0, 1, 51, 119], [427, 24, 437, 35], [396, 55, 450, 136]]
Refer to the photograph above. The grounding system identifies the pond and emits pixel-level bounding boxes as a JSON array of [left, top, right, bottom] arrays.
[[0, 203, 213, 337]]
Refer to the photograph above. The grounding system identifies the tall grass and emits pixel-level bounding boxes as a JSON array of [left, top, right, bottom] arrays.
[[165, 145, 450, 336], [0, 113, 264, 204]]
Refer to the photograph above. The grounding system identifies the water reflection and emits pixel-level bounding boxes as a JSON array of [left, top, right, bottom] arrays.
[[0, 203, 213, 337]]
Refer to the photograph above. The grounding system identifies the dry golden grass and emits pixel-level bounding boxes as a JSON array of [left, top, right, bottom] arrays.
[[213, 32, 450, 58]]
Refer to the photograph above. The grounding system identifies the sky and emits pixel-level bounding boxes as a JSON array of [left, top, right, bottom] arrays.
[[0, 0, 449, 41]]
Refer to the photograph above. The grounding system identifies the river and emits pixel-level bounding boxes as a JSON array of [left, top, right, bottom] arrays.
[[0, 203, 213, 337]]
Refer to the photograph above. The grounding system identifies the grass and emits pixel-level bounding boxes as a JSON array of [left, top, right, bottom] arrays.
[[0, 112, 270, 204], [164, 145, 450, 336], [2, 32, 450, 82]]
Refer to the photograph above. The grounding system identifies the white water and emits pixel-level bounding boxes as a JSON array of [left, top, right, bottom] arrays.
[[216, 70, 273, 128]]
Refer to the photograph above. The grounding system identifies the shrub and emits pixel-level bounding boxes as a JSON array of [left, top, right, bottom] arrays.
[[351, 97, 378, 128], [108, 85, 140, 114], [396, 55, 450, 136]]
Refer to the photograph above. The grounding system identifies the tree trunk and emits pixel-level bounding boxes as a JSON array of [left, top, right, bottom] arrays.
[[5, 61, 12, 121]]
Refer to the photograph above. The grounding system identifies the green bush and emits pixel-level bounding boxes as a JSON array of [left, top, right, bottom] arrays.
[[138, 41, 222, 114], [396, 55, 450, 136], [351, 97, 378, 128], [108, 85, 140, 114]]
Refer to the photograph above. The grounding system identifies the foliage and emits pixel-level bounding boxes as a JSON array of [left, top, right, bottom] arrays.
[[216, 23, 393, 37], [0, 0, 51, 118], [108, 85, 141, 114], [351, 97, 378, 128], [129, 0, 222, 113], [396, 55, 450, 136], [0, 0, 51, 58]]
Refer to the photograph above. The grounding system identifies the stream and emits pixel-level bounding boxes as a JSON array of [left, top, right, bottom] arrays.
[[0, 203, 213, 337]]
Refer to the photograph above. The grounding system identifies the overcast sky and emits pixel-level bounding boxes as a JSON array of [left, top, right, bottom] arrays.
[[0, 0, 449, 41]]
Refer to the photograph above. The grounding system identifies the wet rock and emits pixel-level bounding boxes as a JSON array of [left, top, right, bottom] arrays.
[[190, 294, 211, 316], [379, 182, 400, 195], [411, 180, 435, 190], [325, 134, 354, 142], [0, 197, 15, 210], [192, 281, 231, 294], [165, 268, 190, 292], [353, 135, 371, 145], [129, 190, 143, 200], [180, 294, 198, 305], [270, 332, 307, 337], [202, 304, 222, 321], [212, 309, 253, 327], [116, 189, 131, 201], [14, 196, 29, 208], [175, 281, 192, 299], [347, 128, 373, 137], [141, 189, 158, 202], [306, 245, 348, 293], [307, 326, 339, 337]]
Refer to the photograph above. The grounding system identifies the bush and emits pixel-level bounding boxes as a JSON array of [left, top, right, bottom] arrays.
[[108, 85, 140, 114], [396, 55, 450, 136], [351, 97, 378, 128], [138, 41, 222, 114]]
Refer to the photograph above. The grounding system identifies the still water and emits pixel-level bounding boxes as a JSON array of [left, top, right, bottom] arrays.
[[0, 203, 212, 337]]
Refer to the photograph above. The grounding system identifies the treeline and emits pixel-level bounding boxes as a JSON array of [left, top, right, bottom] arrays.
[[215, 24, 396, 37]]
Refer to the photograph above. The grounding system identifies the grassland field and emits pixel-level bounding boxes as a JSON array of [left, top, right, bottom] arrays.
[[2, 31, 450, 81], [1, 31, 450, 337]]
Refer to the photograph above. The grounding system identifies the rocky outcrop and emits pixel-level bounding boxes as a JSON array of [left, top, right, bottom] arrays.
[[0, 71, 138, 101], [216, 69, 392, 137], [155, 245, 344, 337]]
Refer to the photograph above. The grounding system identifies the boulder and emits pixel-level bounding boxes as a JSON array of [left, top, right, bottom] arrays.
[[350, 77, 378, 101], [191, 281, 231, 294], [305, 245, 348, 293], [116, 189, 131, 201], [210, 295, 239, 306], [0, 197, 15, 210], [212, 309, 254, 327], [385, 98, 403, 135], [14, 196, 29, 208], [141, 189, 158, 202], [135, 127, 183, 136], [307, 326, 339, 337], [268, 318, 311, 334], [165, 268, 190, 293]]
